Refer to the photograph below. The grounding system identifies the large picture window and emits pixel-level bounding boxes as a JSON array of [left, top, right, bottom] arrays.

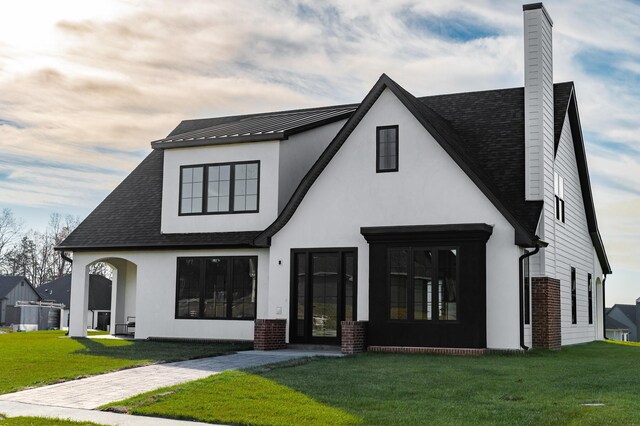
[[180, 161, 259, 215], [176, 256, 257, 320], [388, 247, 457, 321]]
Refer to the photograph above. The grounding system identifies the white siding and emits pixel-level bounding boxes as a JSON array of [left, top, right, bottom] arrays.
[[268, 88, 522, 350], [553, 111, 598, 344], [161, 141, 280, 233], [278, 120, 346, 212], [523, 7, 554, 203]]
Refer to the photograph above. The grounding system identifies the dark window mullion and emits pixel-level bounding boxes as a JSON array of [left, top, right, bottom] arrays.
[[202, 166, 208, 213], [230, 165, 236, 212], [432, 249, 439, 322]]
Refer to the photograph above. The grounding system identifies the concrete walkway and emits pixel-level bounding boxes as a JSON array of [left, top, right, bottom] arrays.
[[0, 349, 341, 424]]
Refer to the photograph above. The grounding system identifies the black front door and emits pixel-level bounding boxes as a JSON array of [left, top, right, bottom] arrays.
[[290, 249, 357, 344]]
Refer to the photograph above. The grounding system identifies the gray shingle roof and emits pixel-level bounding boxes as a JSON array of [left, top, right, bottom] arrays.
[[606, 315, 630, 331]]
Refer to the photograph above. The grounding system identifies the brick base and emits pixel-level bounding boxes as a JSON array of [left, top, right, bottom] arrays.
[[341, 321, 367, 354], [532, 277, 561, 350], [368, 346, 487, 356], [254, 319, 287, 350]]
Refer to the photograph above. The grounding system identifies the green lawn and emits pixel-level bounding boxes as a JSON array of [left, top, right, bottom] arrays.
[[108, 341, 640, 426], [0, 416, 100, 425], [0, 330, 251, 395]]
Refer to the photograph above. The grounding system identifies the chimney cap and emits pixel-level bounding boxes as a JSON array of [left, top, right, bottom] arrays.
[[523, 3, 553, 26]]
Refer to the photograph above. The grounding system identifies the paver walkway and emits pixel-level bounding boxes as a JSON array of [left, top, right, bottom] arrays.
[[0, 349, 340, 411]]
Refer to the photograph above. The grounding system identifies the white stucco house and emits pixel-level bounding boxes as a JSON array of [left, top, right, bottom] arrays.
[[58, 3, 611, 352]]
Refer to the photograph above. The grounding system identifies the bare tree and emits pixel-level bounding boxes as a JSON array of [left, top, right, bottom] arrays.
[[0, 208, 23, 274]]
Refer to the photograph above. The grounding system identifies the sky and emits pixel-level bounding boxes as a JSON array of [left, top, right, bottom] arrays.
[[0, 0, 638, 305]]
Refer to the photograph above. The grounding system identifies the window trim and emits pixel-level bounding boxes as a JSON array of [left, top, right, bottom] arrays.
[[376, 125, 399, 173], [174, 255, 258, 321], [386, 245, 460, 323], [178, 160, 260, 216]]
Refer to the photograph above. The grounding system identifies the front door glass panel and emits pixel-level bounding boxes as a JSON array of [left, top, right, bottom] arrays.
[[312, 254, 338, 337]]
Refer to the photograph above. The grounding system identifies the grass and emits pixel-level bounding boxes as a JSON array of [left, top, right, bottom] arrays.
[[0, 416, 101, 425], [108, 341, 640, 425], [0, 330, 251, 395]]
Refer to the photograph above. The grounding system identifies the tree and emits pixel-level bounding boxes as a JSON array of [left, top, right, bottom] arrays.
[[0, 208, 23, 274]]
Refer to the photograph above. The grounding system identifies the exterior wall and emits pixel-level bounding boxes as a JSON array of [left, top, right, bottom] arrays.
[[5, 280, 40, 305], [161, 141, 280, 233], [70, 248, 269, 340], [523, 6, 554, 202], [608, 306, 637, 341], [268, 88, 522, 350], [554, 111, 598, 345], [278, 120, 346, 212]]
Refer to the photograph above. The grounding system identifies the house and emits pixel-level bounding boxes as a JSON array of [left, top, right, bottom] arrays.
[[38, 274, 112, 331], [57, 3, 611, 352], [0, 276, 42, 331], [605, 300, 639, 342]]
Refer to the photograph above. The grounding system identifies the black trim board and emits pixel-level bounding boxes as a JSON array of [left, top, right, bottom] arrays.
[[255, 74, 536, 247]]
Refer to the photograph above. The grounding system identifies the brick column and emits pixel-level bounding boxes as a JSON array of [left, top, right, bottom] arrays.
[[254, 319, 287, 350], [532, 277, 561, 350], [341, 321, 367, 354]]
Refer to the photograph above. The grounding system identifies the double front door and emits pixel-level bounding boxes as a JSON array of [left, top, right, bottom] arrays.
[[290, 249, 357, 344]]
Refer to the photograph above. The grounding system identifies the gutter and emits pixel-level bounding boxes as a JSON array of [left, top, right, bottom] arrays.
[[518, 238, 549, 351], [61, 252, 73, 265], [602, 273, 608, 340]]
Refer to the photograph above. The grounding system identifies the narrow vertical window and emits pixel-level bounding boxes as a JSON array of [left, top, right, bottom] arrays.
[[233, 162, 259, 212], [413, 249, 433, 320], [180, 166, 204, 214], [588, 273, 593, 325], [438, 249, 457, 321], [524, 255, 531, 325], [571, 267, 577, 324], [376, 125, 399, 172], [207, 165, 230, 213], [389, 248, 408, 319], [554, 172, 565, 222]]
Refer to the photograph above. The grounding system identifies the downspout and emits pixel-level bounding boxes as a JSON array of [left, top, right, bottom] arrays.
[[519, 246, 539, 351], [518, 238, 548, 351], [61, 252, 73, 265], [602, 273, 608, 340]]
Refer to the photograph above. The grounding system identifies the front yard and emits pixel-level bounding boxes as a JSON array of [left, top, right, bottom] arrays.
[[0, 330, 250, 395], [108, 341, 640, 426]]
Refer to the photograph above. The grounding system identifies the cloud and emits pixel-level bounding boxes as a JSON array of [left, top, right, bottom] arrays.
[[0, 0, 639, 303]]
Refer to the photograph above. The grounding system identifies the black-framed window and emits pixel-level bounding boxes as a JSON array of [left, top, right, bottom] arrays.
[[554, 171, 565, 223], [180, 161, 259, 215], [376, 125, 398, 172], [388, 246, 457, 321], [175, 256, 257, 320], [588, 273, 593, 325], [523, 254, 531, 325], [571, 267, 577, 324]]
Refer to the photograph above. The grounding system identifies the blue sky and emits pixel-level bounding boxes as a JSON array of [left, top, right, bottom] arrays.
[[0, 0, 638, 304]]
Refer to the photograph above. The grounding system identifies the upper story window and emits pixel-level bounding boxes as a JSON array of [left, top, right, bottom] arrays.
[[180, 161, 259, 215], [376, 125, 399, 173], [554, 171, 565, 222]]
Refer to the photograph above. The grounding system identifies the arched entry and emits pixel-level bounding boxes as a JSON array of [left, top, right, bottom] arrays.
[[68, 257, 137, 338]]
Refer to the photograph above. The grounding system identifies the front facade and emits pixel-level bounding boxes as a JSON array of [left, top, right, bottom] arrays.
[[59, 3, 611, 351]]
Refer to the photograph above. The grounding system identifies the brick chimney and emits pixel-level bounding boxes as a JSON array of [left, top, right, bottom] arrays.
[[523, 3, 554, 201]]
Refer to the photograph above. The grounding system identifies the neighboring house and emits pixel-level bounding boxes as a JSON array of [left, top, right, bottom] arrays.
[[57, 3, 611, 352], [0, 276, 42, 331], [39, 274, 113, 331], [605, 300, 639, 342]]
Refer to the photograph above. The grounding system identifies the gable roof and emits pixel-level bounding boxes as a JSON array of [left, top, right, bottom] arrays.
[[152, 104, 356, 149], [609, 304, 637, 325], [605, 315, 630, 331], [0, 276, 28, 299], [57, 149, 261, 251], [0, 276, 40, 301], [57, 74, 609, 273], [39, 274, 112, 310], [256, 74, 542, 247]]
